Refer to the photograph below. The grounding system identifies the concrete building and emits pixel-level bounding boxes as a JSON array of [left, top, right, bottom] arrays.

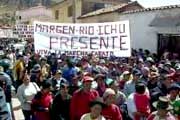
[[119, 5, 180, 55], [15, 4, 53, 24], [78, 4, 180, 54], [51, 0, 130, 23]]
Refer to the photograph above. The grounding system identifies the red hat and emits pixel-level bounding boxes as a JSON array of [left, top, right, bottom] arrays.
[[83, 76, 94, 83]]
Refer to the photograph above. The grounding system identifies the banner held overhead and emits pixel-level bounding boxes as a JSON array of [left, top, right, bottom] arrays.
[[34, 21, 131, 57]]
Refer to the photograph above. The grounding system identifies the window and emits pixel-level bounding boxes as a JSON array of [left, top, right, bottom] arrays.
[[19, 16, 21, 20], [68, 5, 73, 17], [55, 10, 59, 20]]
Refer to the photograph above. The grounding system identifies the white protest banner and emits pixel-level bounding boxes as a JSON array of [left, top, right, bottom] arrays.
[[34, 21, 131, 57]]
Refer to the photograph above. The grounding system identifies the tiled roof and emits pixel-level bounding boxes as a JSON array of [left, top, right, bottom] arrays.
[[78, 1, 137, 18], [122, 4, 180, 14]]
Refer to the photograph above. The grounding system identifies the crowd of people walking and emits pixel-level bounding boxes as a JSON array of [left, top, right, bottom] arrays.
[[0, 41, 179, 120]]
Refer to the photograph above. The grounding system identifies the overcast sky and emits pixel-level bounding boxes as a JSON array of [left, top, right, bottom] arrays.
[[132, 0, 180, 8]]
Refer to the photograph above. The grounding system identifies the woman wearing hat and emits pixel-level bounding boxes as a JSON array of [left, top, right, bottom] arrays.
[[102, 88, 122, 120], [147, 96, 176, 120], [80, 97, 106, 120]]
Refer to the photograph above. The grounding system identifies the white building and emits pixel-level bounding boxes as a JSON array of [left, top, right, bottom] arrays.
[[15, 4, 53, 24], [119, 5, 180, 55]]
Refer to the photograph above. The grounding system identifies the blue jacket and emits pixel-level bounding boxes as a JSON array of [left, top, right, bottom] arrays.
[[62, 67, 77, 85]]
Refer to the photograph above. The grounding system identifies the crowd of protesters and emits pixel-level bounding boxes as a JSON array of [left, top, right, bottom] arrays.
[[0, 40, 179, 120]]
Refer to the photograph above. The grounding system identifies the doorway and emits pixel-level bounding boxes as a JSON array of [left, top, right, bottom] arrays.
[[158, 34, 180, 57]]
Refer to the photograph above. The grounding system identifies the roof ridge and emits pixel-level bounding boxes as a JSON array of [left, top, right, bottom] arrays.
[[122, 4, 180, 14]]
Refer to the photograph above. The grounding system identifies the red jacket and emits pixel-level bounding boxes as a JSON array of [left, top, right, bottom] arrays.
[[70, 89, 99, 120], [102, 104, 122, 120], [32, 91, 53, 120]]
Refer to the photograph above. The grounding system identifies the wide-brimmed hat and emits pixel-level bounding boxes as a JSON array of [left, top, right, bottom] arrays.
[[153, 96, 173, 110], [89, 97, 105, 108]]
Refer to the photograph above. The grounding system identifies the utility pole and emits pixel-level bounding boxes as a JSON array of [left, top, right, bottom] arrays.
[[72, 0, 76, 23]]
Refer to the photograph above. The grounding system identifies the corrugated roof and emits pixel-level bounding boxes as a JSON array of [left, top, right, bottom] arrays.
[[78, 1, 137, 18], [122, 4, 180, 14]]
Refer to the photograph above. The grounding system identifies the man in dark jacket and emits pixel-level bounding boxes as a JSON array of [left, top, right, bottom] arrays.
[[51, 81, 71, 120], [49, 70, 67, 95]]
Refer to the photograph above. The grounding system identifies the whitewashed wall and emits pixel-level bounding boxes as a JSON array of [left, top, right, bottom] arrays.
[[119, 8, 180, 53]]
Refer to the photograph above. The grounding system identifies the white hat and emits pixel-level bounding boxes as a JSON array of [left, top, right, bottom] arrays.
[[103, 88, 115, 98]]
